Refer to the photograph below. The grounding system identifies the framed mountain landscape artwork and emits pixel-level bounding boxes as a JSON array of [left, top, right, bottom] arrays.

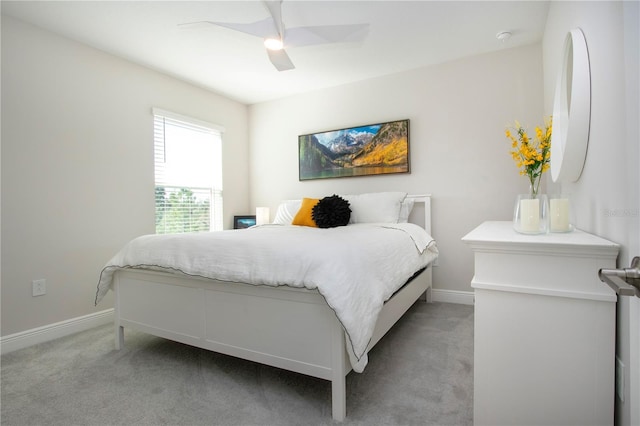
[[298, 119, 410, 180]]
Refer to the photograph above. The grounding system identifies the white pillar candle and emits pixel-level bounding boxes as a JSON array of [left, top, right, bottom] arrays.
[[520, 198, 540, 233], [550, 198, 570, 232], [256, 207, 270, 225]]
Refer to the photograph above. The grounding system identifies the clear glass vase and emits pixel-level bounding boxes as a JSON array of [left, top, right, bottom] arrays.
[[513, 193, 549, 234]]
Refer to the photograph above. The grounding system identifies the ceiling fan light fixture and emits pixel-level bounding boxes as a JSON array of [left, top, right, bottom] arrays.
[[264, 37, 284, 51]]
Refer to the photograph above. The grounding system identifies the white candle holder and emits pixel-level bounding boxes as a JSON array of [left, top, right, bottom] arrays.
[[513, 194, 549, 234], [549, 195, 574, 233]]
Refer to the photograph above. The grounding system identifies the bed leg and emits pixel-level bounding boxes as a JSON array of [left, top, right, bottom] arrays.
[[115, 325, 124, 350], [419, 287, 433, 303], [331, 324, 347, 422], [332, 375, 346, 422], [425, 285, 433, 303]]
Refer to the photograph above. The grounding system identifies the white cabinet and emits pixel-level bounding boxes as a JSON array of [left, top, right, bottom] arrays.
[[462, 221, 619, 426]]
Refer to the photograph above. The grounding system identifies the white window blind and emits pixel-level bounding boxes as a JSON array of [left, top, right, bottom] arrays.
[[153, 109, 224, 233]]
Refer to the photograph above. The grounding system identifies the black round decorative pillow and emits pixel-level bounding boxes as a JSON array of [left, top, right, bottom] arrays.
[[312, 195, 351, 228]]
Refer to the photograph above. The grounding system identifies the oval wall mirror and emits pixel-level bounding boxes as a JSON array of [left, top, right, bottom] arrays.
[[550, 28, 591, 183]]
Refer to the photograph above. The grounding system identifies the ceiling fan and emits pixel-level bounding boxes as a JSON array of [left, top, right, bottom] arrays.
[[181, 0, 369, 71]]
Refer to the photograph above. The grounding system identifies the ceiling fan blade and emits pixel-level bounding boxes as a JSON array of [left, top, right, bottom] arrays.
[[284, 23, 369, 47], [180, 18, 278, 39], [263, 1, 284, 36], [267, 48, 295, 71]]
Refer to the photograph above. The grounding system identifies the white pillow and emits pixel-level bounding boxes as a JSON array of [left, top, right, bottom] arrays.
[[398, 198, 415, 223], [272, 200, 302, 224], [342, 192, 407, 224]]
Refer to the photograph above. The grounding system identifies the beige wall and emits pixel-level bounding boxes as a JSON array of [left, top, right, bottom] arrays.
[[248, 43, 545, 294], [543, 1, 639, 264], [1, 16, 250, 335]]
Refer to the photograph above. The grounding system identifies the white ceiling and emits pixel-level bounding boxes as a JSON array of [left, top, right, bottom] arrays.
[[2, 0, 550, 105]]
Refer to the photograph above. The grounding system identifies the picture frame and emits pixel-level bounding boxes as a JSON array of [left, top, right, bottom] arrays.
[[298, 119, 410, 181], [233, 215, 256, 229]]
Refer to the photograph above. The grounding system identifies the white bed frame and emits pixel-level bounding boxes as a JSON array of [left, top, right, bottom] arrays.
[[112, 194, 433, 421]]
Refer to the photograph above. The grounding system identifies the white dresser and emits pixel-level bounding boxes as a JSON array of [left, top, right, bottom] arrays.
[[462, 221, 619, 426]]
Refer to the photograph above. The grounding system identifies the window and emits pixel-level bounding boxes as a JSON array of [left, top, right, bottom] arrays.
[[153, 108, 224, 234]]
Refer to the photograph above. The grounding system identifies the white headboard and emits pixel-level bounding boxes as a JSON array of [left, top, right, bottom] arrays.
[[406, 194, 432, 235]]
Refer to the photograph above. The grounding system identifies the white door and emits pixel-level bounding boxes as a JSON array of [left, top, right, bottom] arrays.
[[616, 293, 640, 426], [631, 296, 639, 426]]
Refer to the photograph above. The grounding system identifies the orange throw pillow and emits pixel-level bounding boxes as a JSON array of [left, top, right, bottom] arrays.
[[292, 198, 320, 227]]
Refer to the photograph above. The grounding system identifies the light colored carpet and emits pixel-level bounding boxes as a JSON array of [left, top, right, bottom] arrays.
[[1, 301, 473, 425]]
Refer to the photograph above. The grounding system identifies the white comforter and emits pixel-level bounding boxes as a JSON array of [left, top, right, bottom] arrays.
[[95, 223, 438, 372]]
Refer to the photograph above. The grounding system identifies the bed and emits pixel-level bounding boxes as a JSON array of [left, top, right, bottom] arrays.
[[95, 193, 437, 421]]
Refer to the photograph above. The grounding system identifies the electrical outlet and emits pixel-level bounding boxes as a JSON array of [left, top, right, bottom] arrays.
[[32, 279, 46, 297]]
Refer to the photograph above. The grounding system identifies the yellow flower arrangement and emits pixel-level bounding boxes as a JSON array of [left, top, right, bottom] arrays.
[[505, 118, 552, 197]]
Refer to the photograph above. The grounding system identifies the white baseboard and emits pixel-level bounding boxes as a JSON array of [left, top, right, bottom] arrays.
[[1, 309, 114, 355], [431, 289, 475, 305]]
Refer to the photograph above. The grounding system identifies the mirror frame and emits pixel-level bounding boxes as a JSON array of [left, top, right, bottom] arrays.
[[550, 28, 592, 183]]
